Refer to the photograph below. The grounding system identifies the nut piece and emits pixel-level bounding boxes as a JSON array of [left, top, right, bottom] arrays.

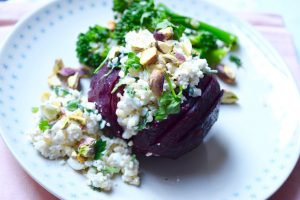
[[53, 59, 64, 74], [48, 74, 62, 87], [41, 91, 51, 102], [158, 27, 174, 40], [221, 90, 238, 104], [149, 69, 165, 97], [156, 41, 174, 54], [140, 47, 158, 66], [217, 65, 236, 84], [67, 72, 80, 89], [107, 20, 116, 30], [69, 110, 86, 125], [160, 54, 179, 65]]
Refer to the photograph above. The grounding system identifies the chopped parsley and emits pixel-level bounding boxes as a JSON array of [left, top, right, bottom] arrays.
[[131, 154, 137, 162], [137, 110, 149, 130], [94, 139, 107, 160], [54, 86, 70, 97], [122, 52, 142, 75], [66, 99, 80, 111], [229, 55, 242, 67], [31, 107, 39, 113], [102, 166, 120, 174], [155, 75, 183, 121], [39, 119, 52, 132]]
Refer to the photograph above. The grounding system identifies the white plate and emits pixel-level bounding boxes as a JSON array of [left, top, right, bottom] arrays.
[[0, 0, 300, 199]]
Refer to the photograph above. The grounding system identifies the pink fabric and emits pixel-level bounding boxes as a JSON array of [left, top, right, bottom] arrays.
[[0, 2, 299, 200]]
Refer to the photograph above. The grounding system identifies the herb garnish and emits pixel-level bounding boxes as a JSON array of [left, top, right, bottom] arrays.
[[66, 99, 80, 111], [39, 119, 52, 132], [122, 52, 142, 75], [154, 75, 183, 121], [229, 55, 242, 67], [102, 166, 120, 174], [94, 139, 107, 160], [31, 107, 39, 113], [54, 86, 70, 97]]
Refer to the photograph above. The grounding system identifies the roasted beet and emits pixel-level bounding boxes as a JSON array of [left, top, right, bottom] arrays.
[[88, 65, 223, 159]]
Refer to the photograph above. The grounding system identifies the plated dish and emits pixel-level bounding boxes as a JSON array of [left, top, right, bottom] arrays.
[[0, 0, 299, 199]]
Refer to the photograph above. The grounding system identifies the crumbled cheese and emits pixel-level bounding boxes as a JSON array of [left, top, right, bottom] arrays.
[[29, 88, 139, 191], [173, 57, 207, 89], [116, 71, 157, 139]]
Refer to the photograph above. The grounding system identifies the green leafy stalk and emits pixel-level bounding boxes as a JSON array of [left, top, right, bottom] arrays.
[[155, 75, 183, 121], [157, 3, 238, 46], [94, 56, 109, 74]]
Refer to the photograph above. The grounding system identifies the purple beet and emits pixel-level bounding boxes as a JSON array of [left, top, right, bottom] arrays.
[[88, 64, 223, 159]]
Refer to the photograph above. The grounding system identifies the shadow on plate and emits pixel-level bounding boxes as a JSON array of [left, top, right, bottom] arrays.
[[138, 133, 228, 180]]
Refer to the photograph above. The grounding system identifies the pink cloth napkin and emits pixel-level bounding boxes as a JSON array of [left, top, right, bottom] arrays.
[[0, 2, 299, 200]]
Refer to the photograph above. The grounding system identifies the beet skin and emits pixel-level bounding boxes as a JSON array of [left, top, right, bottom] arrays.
[[88, 64, 223, 159]]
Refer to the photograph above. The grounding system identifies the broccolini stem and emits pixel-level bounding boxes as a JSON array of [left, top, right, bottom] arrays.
[[158, 3, 238, 46]]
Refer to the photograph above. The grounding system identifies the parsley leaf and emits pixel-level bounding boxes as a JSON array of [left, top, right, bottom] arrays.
[[39, 119, 52, 132], [66, 99, 80, 111], [155, 75, 183, 121], [102, 166, 120, 174], [156, 19, 185, 40], [31, 107, 39, 113], [137, 110, 149, 130], [122, 52, 142, 75], [94, 139, 106, 160], [54, 86, 70, 97], [229, 55, 242, 67]]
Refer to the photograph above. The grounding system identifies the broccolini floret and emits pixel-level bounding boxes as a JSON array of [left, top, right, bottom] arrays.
[[113, 0, 158, 45], [76, 25, 112, 69]]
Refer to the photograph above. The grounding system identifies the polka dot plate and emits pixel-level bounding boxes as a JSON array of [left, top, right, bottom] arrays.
[[0, 0, 299, 199]]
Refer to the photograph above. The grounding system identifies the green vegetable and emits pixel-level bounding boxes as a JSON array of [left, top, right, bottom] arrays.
[[112, 0, 139, 13], [157, 3, 238, 46], [155, 75, 183, 121], [94, 56, 109, 74], [131, 154, 137, 161], [94, 139, 107, 160], [137, 110, 149, 130], [31, 107, 39, 113], [39, 119, 52, 132], [54, 86, 69, 97], [156, 19, 185, 40], [122, 52, 142, 75], [76, 25, 112, 69], [102, 166, 120, 174], [189, 31, 218, 51], [229, 55, 242, 67], [66, 100, 80, 111], [113, 0, 157, 44]]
